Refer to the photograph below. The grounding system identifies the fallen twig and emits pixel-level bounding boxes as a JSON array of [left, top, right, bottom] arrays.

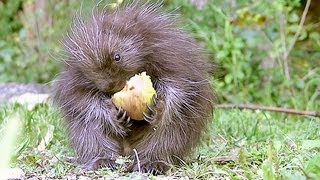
[[215, 104, 320, 117]]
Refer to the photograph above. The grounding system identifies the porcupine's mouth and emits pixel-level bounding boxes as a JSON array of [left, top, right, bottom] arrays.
[[104, 81, 127, 96], [106, 71, 157, 95]]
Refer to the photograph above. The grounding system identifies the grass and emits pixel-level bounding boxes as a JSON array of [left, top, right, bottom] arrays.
[[1, 102, 319, 179]]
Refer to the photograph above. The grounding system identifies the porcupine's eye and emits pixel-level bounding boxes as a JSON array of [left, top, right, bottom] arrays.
[[113, 54, 121, 62]]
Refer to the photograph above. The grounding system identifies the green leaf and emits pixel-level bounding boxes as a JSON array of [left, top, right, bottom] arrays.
[[305, 154, 320, 178], [37, 124, 55, 151], [224, 74, 233, 84], [288, 12, 299, 23]]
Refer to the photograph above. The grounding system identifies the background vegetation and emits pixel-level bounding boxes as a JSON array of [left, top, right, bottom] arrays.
[[0, 0, 319, 179]]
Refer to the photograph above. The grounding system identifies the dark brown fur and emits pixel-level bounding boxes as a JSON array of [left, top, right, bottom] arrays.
[[53, 2, 214, 174]]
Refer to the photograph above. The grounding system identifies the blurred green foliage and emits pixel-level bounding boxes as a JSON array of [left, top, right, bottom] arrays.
[[165, 0, 319, 110], [0, 0, 79, 83], [0, 0, 319, 110], [0, 0, 23, 41]]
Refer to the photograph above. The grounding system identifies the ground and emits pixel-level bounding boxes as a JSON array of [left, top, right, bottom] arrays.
[[0, 101, 319, 179]]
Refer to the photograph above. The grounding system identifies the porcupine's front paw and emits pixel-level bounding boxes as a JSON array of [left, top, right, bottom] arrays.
[[143, 95, 163, 124], [109, 103, 132, 136], [116, 107, 132, 129]]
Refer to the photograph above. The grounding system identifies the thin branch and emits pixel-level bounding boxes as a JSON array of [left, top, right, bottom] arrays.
[[280, 0, 311, 80], [284, 0, 311, 60], [215, 104, 320, 117], [279, 12, 289, 79]]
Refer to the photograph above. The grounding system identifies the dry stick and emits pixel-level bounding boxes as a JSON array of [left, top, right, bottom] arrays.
[[133, 149, 141, 173], [282, 0, 311, 79], [215, 104, 320, 117], [279, 12, 288, 78], [284, 0, 311, 59]]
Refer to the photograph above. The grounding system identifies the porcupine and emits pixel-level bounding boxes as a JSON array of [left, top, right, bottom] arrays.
[[52, 1, 214, 174]]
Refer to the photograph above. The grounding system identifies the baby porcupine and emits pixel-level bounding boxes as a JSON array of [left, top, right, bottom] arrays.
[[53, 1, 214, 174]]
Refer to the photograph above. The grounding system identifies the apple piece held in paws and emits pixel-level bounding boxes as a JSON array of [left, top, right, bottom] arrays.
[[111, 72, 156, 120]]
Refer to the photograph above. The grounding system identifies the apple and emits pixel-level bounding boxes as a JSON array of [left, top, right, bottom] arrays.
[[112, 72, 156, 120]]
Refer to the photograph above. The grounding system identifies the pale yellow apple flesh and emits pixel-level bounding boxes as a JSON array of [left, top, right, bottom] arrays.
[[111, 72, 156, 120]]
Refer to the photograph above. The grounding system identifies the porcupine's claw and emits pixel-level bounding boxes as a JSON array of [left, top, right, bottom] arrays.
[[152, 94, 158, 105], [116, 107, 132, 128], [147, 167, 162, 175], [129, 161, 166, 175], [143, 94, 158, 123], [143, 112, 153, 122], [117, 107, 127, 119], [146, 104, 155, 114]]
